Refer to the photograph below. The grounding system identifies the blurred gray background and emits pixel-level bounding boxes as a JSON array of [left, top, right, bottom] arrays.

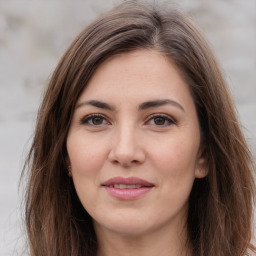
[[0, 0, 255, 255]]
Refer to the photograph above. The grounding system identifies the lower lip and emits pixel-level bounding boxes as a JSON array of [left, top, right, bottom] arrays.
[[103, 186, 153, 200]]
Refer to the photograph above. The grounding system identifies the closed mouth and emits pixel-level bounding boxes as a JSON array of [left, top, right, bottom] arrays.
[[102, 176, 154, 189], [104, 184, 153, 189]]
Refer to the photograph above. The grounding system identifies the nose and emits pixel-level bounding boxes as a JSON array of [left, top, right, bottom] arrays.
[[108, 125, 146, 168]]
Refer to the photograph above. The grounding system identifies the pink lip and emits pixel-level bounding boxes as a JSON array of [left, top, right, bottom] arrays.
[[102, 176, 154, 187], [102, 176, 154, 200]]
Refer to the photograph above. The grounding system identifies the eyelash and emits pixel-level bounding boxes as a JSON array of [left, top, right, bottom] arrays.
[[145, 114, 176, 127], [80, 113, 176, 127], [80, 114, 109, 126]]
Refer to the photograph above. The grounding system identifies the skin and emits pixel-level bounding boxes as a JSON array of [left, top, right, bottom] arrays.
[[67, 49, 207, 256]]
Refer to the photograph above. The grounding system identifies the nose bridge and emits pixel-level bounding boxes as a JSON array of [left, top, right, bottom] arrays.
[[115, 121, 137, 155], [109, 119, 145, 166]]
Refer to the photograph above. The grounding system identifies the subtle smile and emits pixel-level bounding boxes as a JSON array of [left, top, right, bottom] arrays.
[[107, 184, 145, 189], [102, 177, 154, 200]]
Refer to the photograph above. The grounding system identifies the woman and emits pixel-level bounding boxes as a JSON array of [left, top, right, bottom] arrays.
[[23, 1, 255, 255]]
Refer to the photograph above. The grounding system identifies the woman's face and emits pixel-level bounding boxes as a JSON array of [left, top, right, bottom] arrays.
[[67, 49, 207, 237]]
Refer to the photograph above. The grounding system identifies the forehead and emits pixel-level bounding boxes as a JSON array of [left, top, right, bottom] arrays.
[[78, 49, 192, 103]]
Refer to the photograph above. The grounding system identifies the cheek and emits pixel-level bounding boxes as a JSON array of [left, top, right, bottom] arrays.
[[66, 134, 107, 212], [67, 133, 109, 177], [151, 134, 200, 202], [153, 137, 199, 175], [156, 139, 198, 200]]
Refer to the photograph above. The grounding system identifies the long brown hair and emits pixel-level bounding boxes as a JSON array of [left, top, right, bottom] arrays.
[[22, 1, 255, 255]]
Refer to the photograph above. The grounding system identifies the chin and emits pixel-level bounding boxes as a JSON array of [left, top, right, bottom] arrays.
[[94, 212, 154, 237]]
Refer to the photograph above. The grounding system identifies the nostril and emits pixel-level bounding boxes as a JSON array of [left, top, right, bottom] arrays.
[[108, 144, 146, 167], [111, 159, 140, 168], [113, 160, 119, 165]]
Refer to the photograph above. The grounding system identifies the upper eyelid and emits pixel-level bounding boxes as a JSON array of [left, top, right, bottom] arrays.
[[80, 113, 110, 124], [79, 112, 176, 124], [146, 113, 176, 123]]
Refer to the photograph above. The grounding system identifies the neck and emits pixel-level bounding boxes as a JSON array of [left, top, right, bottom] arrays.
[[95, 222, 191, 256]]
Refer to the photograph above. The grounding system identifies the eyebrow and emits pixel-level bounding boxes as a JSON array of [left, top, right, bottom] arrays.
[[76, 100, 115, 110], [138, 99, 185, 112], [76, 99, 184, 112]]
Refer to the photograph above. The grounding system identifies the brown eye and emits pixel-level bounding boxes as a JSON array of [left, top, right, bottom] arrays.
[[146, 114, 175, 127], [153, 116, 166, 125], [91, 116, 104, 125], [81, 114, 109, 126]]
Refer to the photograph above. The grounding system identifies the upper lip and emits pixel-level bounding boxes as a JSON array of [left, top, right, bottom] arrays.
[[102, 176, 154, 187]]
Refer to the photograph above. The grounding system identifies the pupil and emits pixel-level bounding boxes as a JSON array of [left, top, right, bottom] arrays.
[[93, 117, 103, 125], [154, 117, 165, 125]]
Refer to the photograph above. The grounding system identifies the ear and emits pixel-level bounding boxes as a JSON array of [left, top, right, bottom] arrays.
[[195, 147, 208, 178], [65, 157, 72, 177], [65, 156, 71, 168], [195, 157, 208, 178]]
